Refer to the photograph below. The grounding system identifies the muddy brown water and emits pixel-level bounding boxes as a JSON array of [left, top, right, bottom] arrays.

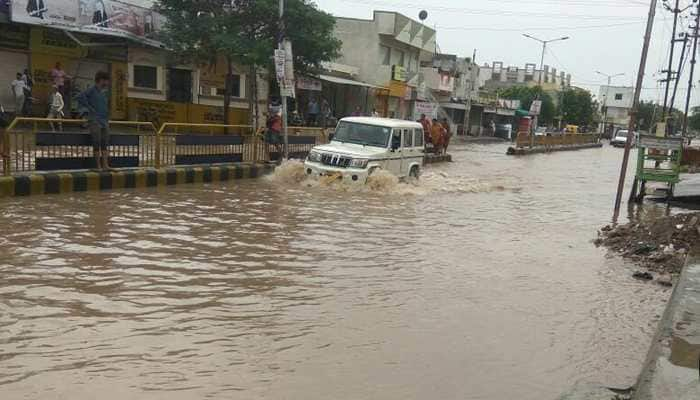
[[0, 143, 671, 399]]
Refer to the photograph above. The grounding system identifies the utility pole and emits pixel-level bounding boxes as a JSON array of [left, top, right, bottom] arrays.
[[661, 0, 682, 120], [278, 0, 289, 159], [613, 0, 658, 223], [683, 1, 700, 138], [596, 71, 625, 135], [669, 32, 688, 112]]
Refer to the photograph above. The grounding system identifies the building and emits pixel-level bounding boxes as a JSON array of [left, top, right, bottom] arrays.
[[598, 85, 633, 131], [330, 11, 436, 119], [0, 0, 264, 126], [478, 61, 571, 93]]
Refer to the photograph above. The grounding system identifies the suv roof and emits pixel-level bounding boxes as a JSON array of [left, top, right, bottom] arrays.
[[340, 117, 423, 129]]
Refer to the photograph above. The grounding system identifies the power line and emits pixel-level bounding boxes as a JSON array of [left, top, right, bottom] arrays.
[[436, 21, 644, 32]]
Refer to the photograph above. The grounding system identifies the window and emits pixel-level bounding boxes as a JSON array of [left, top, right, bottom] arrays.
[[414, 128, 424, 147], [380, 45, 391, 66], [615, 93, 623, 100], [403, 128, 413, 147], [167, 68, 192, 103], [133, 65, 158, 89], [398, 50, 405, 67], [208, 74, 243, 98], [391, 130, 402, 149]]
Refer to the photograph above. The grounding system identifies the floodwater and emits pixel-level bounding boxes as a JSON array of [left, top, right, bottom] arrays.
[[0, 143, 672, 400]]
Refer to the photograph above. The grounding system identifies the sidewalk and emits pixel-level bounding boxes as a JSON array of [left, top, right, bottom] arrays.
[[633, 252, 700, 399]]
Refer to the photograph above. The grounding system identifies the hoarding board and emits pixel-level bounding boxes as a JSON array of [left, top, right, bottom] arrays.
[[11, 0, 164, 44]]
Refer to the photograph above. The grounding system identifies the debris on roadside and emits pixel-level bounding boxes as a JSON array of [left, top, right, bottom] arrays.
[[596, 212, 700, 287]]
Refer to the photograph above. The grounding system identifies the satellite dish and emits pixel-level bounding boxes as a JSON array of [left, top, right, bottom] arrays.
[[419, 10, 428, 21]]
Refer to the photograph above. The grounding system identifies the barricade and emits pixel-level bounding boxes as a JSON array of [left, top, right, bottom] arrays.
[[2, 118, 157, 175]]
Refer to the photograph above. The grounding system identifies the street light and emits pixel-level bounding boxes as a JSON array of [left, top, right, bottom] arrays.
[[522, 34, 570, 85], [596, 71, 625, 134]]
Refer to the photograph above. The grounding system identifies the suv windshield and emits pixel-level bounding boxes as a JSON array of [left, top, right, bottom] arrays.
[[332, 122, 392, 148]]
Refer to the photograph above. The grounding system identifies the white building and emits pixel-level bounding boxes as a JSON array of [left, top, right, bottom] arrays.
[[599, 85, 633, 129], [478, 62, 571, 92]]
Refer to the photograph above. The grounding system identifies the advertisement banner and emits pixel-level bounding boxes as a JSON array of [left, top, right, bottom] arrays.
[[437, 73, 454, 92], [529, 100, 542, 116], [11, 0, 163, 44], [414, 101, 437, 119]]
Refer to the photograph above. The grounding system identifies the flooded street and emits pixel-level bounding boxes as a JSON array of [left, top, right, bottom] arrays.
[[0, 143, 671, 400]]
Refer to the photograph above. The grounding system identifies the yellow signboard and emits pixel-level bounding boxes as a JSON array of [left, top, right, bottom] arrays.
[[111, 62, 128, 119], [30, 27, 86, 58], [128, 98, 249, 127]]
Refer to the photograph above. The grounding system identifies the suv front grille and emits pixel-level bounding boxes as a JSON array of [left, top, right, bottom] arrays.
[[320, 153, 351, 168]]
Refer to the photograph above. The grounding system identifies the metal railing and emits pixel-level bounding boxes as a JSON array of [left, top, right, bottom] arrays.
[[515, 133, 600, 149], [1, 118, 330, 175], [2, 118, 157, 175]]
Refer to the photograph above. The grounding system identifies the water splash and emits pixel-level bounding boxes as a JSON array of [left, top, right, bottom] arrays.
[[267, 160, 516, 196]]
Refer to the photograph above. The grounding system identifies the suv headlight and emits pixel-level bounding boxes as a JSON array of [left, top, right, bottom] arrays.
[[348, 158, 369, 169], [307, 150, 322, 163]]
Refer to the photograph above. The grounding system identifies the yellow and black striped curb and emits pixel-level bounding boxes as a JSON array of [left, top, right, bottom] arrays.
[[0, 163, 276, 198], [424, 154, 453, 164]]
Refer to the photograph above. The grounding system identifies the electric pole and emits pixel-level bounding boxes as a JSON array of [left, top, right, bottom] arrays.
[[683, 1, 700, 137], [613, 0, 658, 223], [279, 0, 289, 159], [661, 0, 684, 121]]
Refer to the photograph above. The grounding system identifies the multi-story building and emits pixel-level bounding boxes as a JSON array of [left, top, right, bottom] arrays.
[[328, 11, 436, 119], [0, 0, 264, 126], [478, 61, 571, 92], [598, 85, 633, 131]]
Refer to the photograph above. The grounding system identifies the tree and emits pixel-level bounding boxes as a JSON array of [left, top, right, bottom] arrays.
[[635, 101, 684, 133], [688, 106, 700, 133], [156, 0, 340, 127], [498, 86, 556, 125], [560, 88, 595, 126]]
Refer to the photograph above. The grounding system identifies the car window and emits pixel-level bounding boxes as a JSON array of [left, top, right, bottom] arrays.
[[414, 128, 424, 147], [403, 129, 413, 147], [391, 130, 402, 149]]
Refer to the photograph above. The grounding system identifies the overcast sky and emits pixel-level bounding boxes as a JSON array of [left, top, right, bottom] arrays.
[[313, 0, 699, 107]]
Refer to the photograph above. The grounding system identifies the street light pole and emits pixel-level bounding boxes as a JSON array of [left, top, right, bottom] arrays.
[[523, 34, 570, 86], [595, 71, 625, 134], [279, 0, 289, 160]]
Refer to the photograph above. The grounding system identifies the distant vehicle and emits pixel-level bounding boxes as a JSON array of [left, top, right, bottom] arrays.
[[534, 126, 548, 136], [304, 117, 425, 183], [494, 123, 513, 140], [564, 125, 579, 134], [611, 130, 637, 147]]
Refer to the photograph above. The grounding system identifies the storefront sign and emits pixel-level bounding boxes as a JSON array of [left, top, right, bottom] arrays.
[[414, 101, 437, 119], [11, 0, 163, 44], [30, 27, 87, 58], [0, 23, 29, 49], [389, 80, 408, 98], [392, 65, 407, 82], [111, 62, 128, 119], [296, 76, 322, 91]]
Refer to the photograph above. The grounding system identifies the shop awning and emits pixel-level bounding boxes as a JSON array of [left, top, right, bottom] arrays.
[[441, 103, 467, 110], [319, 74, 385, 89]]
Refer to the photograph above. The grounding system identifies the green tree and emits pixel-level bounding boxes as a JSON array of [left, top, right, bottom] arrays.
[[498, 86, 556, 124], [688, 106, 700, 132], [156, 0, 340, 126], [560, 88, 595, 126]]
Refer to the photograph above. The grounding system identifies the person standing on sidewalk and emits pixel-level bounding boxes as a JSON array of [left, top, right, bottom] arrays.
[[11, 73, 26, 116], [77, 71, 111, 170]]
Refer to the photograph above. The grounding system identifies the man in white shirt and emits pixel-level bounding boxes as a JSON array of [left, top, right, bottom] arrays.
[[11, 73, 26, 116], [47, 86, 64, 131]]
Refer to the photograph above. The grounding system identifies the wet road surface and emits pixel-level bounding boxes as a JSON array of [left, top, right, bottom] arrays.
[[0, 143, 671, 399]]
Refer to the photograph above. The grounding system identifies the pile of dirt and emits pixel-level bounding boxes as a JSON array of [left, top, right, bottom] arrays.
[[596, 212, 700, 286]]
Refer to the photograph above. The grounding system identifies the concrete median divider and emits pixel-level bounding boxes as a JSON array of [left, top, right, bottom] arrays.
[[507, 133, 603, 155], [0, 163, 276, 198]]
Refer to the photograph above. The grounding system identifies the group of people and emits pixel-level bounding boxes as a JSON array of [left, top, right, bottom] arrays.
[[419, 114, 452, 154], [9, 63, 70, 128]]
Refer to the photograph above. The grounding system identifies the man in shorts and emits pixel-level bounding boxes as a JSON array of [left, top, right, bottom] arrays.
[[77, 71, 111, 170]]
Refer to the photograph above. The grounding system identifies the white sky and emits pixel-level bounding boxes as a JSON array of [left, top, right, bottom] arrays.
[[313, 0, 700, 107]]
